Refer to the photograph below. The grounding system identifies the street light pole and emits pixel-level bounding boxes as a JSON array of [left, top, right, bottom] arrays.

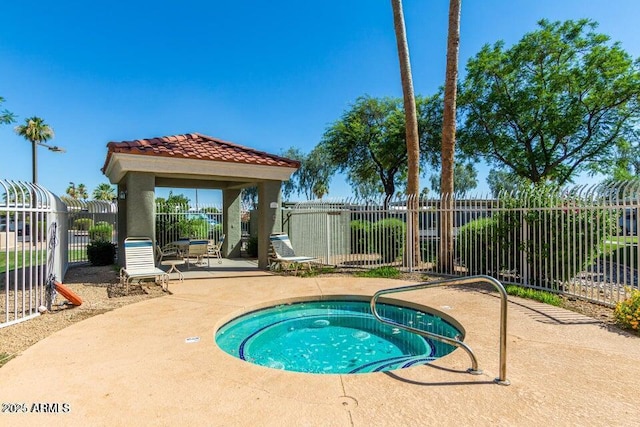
[[32, 140, 37, 184], [32, 141, 65, 184]]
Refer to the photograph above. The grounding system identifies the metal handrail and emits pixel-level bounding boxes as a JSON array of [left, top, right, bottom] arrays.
[[370, 275, 510, 385]]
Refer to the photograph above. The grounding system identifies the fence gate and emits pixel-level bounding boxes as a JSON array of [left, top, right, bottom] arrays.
[[1, 180, 57, 328], [64, 199, 117, 264]]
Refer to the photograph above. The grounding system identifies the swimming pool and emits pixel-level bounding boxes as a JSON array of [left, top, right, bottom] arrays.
[[215, 299, 462, 374]]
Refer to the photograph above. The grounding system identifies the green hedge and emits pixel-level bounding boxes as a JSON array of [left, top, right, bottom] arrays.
[[456, 186, 618, 288], [350, 220, 372, 254], [73, 218, 93, 231], [89, 221, 113, 241], [87, 240, 116, 266], [370, 218, 405, 263]]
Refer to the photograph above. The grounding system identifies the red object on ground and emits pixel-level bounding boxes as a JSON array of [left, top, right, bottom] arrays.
[[55, 282, 83, 306]]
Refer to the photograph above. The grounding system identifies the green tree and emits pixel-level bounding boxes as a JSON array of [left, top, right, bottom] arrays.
[[319, 95, 442, 206], [66, 182, 77, 199], [0, 96, 16, 125], [92, 183, 116, 201], [14, 116, 55, 184], [76, 184, 88, 200], [241, 186, 258, 210], [607, 137, 640, 181], [430, 162, 477, 197], [299, 145, 336, 200], [156, 191, 190, 212], [280, 147, 305, 200], [486, 169, 530, 198], [66, 182, 88, 200], [279, 146, 335, 201], [459, 19, 640, 186]]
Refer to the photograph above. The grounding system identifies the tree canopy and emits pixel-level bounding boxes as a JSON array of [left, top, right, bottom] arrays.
[[318, 95, 442, 202], [156, 191, 190, 212], [66, 182, 88, 200], [15, 116, 54, 145], [0, 96, 15, 125], [459, 19, 640, 186], [281, 145, 336, 201], [92, 183, 116, 201], [429, 162, 478, 197]]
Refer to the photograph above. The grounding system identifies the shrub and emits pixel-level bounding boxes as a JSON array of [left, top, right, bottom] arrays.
[[73, 218, 94, 231], [456, 216, 506, 276], [350, 220, 372, 254], [246, 236, 258, 257], [89, 221, 113, 241], [178, 218, 208, 239], [614, 288, 640, 332], [456, 185, 618, 289], [87, 240, 116, 266], [370, 218, 405, 263]]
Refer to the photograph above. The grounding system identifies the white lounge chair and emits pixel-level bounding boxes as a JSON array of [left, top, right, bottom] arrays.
[[121, 237, 169, 294], [269, 233, 316, 274]]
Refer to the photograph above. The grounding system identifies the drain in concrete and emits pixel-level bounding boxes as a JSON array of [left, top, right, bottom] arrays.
[[338, 396, 358, 409]]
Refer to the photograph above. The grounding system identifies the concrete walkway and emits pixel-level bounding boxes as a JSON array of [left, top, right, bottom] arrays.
[[1, 272, 639, 426]]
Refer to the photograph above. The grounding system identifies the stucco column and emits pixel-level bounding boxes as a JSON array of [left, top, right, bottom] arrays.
[[125, 172, 156, 243], [257, 181, 282, 269], [116, 183, 127, 266], [222, 188, 242, 258]]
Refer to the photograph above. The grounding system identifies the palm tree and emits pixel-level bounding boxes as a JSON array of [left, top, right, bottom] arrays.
[[0, 96, 16, 125], [93, 183, 116, 201], [66, 182, 88, 200], [76, 184, 89, 200], [14, 116, 55, 184], [391, 0, 421, 267], [66, 182, 78, 199], [439, 0, 462, 273]]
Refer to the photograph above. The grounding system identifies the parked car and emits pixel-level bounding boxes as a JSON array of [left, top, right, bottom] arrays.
[[0, 218, 27, 236]]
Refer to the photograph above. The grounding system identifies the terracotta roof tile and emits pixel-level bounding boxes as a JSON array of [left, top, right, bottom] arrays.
[[102, 133, 300, 173]]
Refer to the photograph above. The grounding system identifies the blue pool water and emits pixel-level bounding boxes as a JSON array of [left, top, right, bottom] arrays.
[[215, 300, 462, 374]]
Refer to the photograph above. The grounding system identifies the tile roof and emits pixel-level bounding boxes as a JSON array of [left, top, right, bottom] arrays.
[[102, 133, 300, 173]]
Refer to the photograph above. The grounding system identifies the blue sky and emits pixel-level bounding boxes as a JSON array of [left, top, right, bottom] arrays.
[[1, 0, 639, 204]]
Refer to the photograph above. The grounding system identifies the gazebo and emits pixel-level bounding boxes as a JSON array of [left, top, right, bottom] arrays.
[[101, 133, 300, 268]]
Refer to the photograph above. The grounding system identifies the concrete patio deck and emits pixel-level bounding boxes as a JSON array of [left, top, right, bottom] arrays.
[[1, 269, 639, 426]]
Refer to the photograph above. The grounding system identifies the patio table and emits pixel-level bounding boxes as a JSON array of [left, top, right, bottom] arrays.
[[161, 259, 185, 281]]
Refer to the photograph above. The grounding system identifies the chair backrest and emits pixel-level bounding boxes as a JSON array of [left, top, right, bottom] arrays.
[[269, 233, 296, 258], [188, 239, 209, 257], [124, 237, 157, 271], [208, 234, 225, 252]]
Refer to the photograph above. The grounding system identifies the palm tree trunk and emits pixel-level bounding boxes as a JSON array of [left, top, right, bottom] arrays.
[[439, 0, 461, 273], [391, 0, 421, 268]]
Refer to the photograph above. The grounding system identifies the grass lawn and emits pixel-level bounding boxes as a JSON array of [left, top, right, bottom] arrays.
[[600, 236, 639, 268], [0, 249, 86, 273]]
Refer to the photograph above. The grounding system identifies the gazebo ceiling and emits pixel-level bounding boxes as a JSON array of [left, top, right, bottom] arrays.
[[102, 133, 300, 186]]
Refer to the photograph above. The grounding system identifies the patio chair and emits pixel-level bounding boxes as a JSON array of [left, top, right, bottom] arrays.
[[121, 237, 169, 294], [207, 234, 225, 264], [155, 242, 180, 264], [184, 239, 209, 269], [269, 233, 317, 274]]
